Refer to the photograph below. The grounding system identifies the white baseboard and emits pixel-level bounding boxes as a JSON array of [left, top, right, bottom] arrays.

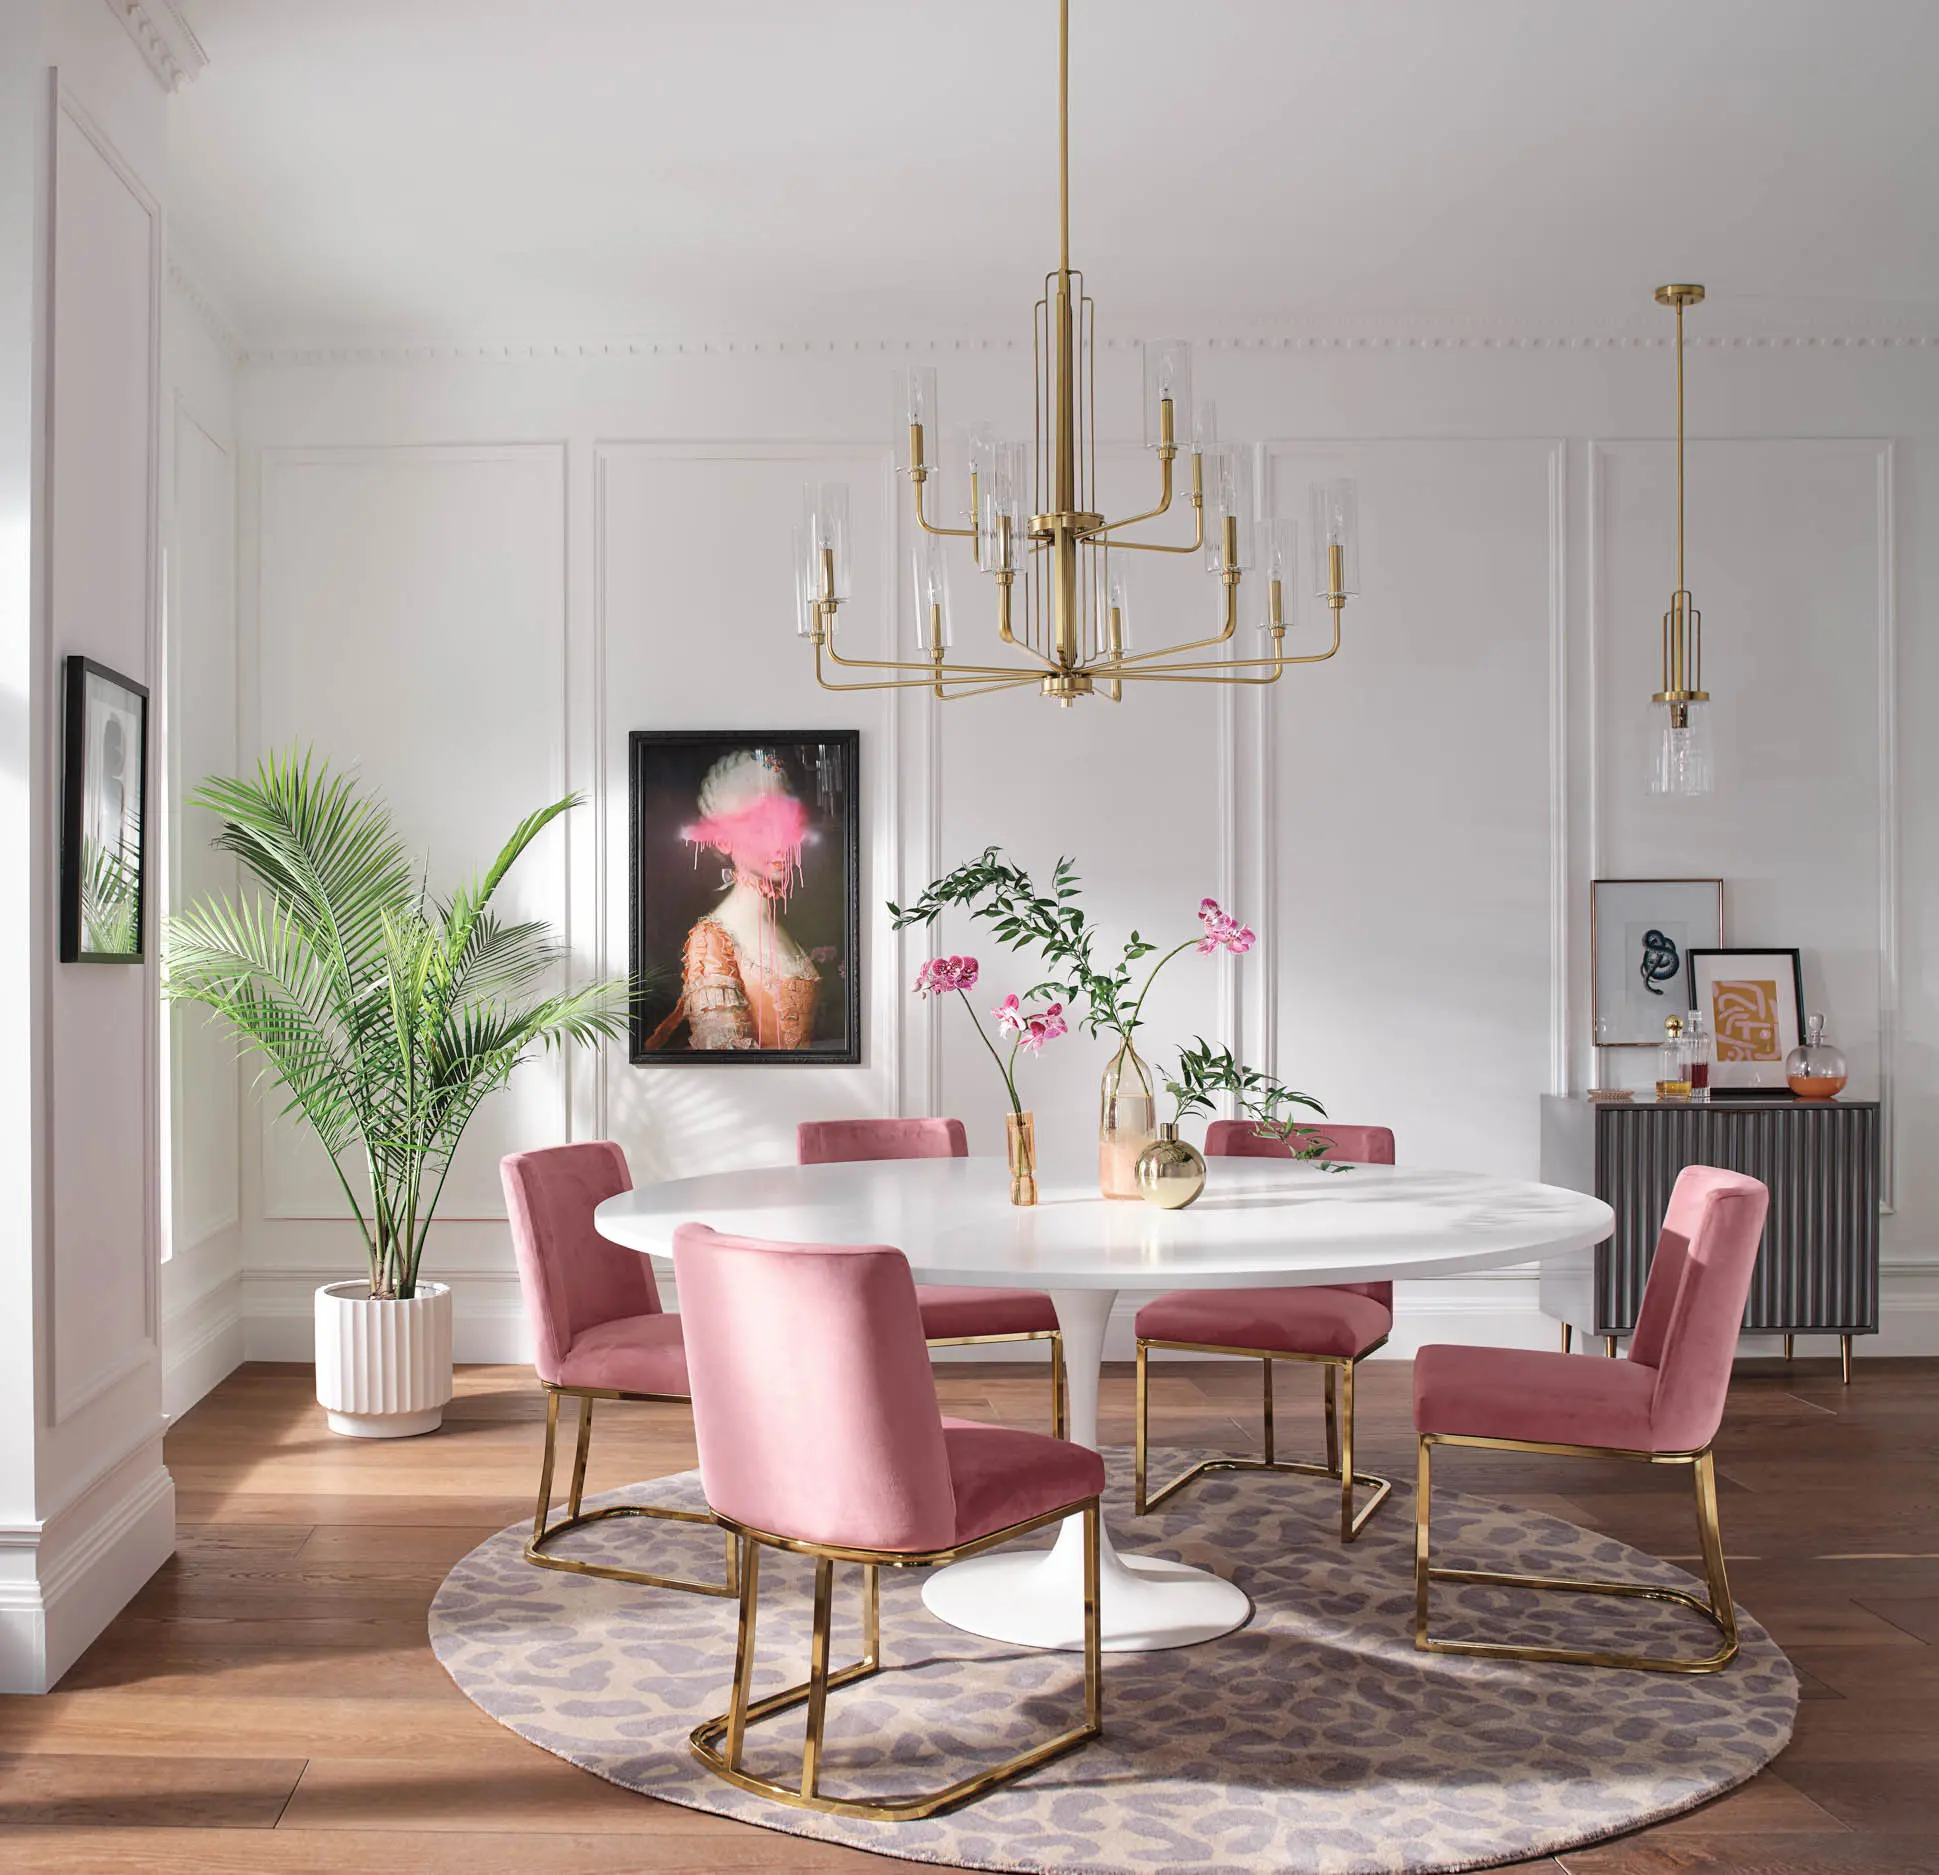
[[161, 1269, 246, 1418], [0, 1436, 176, 1693]]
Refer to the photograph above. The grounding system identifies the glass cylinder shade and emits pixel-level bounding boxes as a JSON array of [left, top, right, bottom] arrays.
[[791, 525, 818, 637], [1192, 398, 1219, 461], [1650, 699, 1714, 797], [1205, 446, 1257, 573], [1142, 339, 1193, 451], [1106, 562, 1132, 654], [801, 481, 851, 603], [910, 532, 953, 653], [895, 365, 939, 471], [1262, 517, 1298, 630], [977, 438, 1029, 574], [1309, 477, 1360, 597]]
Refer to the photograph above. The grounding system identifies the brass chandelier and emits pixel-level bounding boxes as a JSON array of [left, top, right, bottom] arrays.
[[1650, 282, 1712, 795], [794, 0, 1359, 704]]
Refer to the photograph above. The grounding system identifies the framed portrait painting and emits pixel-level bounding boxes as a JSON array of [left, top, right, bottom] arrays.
[[59, 655, 148, 964], [1591, 878, 1723, 1048], [629, 730, 861, 1065], [1687, 948, 1805, 1093]]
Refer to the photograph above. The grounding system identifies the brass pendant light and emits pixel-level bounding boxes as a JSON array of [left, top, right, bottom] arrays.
[[1650, 283, 1712, 795]]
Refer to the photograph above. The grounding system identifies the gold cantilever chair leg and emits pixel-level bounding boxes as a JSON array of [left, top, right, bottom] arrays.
[[1413, 1431, 1740, 1674], [691, 1499, 1103, 1820], [525, 1386, 738, 1597], [1134, 1338, 1393, 1542], [922, 1330, 1066, 1439]]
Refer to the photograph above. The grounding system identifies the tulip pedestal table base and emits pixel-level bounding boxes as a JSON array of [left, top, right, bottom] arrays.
[[922, 1286, 1250, 1651]]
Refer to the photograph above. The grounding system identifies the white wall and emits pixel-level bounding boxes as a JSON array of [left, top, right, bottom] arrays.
[[206, 323, 1938, 1367], [0, 0, 179, 1694]]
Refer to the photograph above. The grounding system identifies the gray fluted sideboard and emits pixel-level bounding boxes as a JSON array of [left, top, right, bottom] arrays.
[[1539, 1094, 1880, 1380]]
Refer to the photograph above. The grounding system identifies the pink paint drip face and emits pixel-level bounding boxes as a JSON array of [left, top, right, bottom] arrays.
[[682, 792, 810, 897]]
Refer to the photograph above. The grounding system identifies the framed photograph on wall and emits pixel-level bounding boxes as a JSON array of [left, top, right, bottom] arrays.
[[59, 655, 149, 965], [1687, 948, 1805, 1093], [1591, 877, 1724, 1047], [629, 730, 860, 1065]]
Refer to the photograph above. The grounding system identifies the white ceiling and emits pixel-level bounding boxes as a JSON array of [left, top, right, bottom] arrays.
[[167, 0, 1939, 348]]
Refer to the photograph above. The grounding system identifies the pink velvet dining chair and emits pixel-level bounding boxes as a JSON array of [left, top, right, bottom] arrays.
[[672, 1221, 1104, 1821], [1413, 1163, 1770, 1674], [1134, 1121, 1398, 1542], [501, 1142, 735, 1598], [796, 1118, 1066, 1437]]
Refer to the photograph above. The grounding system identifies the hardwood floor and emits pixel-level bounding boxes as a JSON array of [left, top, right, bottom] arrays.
[[3, 1354, 1938, 1873]]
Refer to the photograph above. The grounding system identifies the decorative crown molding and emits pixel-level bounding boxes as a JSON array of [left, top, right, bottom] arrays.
[[104, 0, 208, 93], [236, 328, 1939, 369], [167, 257, 243, 363]]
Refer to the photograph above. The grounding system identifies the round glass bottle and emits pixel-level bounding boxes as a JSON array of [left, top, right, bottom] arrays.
[[1786, 1015, 1848, 1100]]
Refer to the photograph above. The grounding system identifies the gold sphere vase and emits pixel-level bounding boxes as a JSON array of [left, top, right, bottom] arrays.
[[1135, 1123, 1207, 1210]]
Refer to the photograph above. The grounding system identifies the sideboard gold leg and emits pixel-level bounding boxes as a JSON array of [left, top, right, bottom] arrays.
[[1604, 1335, 1618, 1359], [1841, 1334, 1853, 1386], [1784, 1334, 1795, 1362], [1561, 1323, 1573, 1354]]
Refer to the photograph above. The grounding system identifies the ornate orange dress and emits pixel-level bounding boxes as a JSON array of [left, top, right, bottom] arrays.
[[681, 916, 819, 1051]]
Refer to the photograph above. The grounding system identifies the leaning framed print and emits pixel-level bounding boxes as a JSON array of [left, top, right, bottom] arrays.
[[59, 655, 149, 964], [1687, 948, 1805, 1093], [629, 731, 861, 1065], [1591, 877, 1724, 1048]]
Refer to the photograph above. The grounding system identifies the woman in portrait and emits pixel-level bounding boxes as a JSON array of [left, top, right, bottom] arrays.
[[663, 748, 821, 1051]]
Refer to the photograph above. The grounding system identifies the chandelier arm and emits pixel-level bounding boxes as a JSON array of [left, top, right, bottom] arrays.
[[1100, 502, 1206, 555], [820, 628, 1037, 680], [813, 641, 1035, 694], [1083, 453, 1177, 537], [1093, 614, 1341, 679], [912, 476, 975, 541], [1111, 665, 1285, 687], [1091, 576, 1241, 668]]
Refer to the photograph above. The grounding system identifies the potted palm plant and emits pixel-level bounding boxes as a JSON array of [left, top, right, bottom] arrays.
[[166, 751, 628, 1436]]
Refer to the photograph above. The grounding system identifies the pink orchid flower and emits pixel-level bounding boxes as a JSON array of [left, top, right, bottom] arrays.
[[914, 954, 979, 997], [1196, 897, 1256, 956], [1020, 1001, 1068, 1053]]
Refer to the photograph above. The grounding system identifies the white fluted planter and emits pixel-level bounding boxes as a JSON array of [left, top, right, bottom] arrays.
[[314, 1281, 454, 1437]]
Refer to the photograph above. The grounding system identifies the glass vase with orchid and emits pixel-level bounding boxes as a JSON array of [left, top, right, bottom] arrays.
[[913, 954, 1065, 1204]]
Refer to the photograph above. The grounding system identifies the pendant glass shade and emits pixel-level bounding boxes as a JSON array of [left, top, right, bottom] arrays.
[[1142, 340, 1193, 450], [977, 438, 1029, 574], [912, 531, 954, 652], [1106, 562, 1131, 653], [1310, 478, 1360, 597], [801, 482, 851, 602], [1650, 699, 1713, 797], [792, 525, 818, 638]]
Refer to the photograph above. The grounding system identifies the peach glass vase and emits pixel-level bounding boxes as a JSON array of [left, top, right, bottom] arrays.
[[1005, 1109, 1038, 1207], [1099, 1036, 1158, 1200]]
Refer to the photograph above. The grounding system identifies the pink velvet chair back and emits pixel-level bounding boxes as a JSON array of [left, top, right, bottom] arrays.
[[672, 1222, 957, 1552], [1205, 1120, 1397, 1305], [1625, 1164, 1769, 1451], [797, 1117, 968, 1164], [502, 1142, 662, 1386]]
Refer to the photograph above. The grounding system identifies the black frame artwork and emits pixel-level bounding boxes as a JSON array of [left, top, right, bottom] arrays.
[[1687, 947, 1807, 1095], [59, 655, 149, 965], [628, 730, 861, 1066]]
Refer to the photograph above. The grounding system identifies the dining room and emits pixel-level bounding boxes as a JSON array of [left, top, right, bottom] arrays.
[[4, 1, 1938, 1871]]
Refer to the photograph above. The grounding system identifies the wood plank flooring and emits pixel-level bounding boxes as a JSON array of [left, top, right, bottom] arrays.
[[3, 1354, 1937, 1873]]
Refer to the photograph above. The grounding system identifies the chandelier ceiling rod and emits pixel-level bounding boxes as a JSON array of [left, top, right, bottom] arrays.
[[792, 0, 1362, 704]]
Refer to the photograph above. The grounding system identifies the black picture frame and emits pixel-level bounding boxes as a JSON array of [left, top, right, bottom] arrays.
[[1686, 947, 1807, 1095], [59, 654, 149, 965], [628, 730, 861, 1066]]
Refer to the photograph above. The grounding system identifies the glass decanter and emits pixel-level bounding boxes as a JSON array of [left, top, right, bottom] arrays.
[[1655, 1014, 1692, 1100], [1786, 1015, 1848, 1100], [1099, 1036, 1158, 1200], [1683, 1007, 1712, 1103]]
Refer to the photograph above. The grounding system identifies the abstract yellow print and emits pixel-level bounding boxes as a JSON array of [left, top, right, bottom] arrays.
[[1712, 979, 1780, 1061]]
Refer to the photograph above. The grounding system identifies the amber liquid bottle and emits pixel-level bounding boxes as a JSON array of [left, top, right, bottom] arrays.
[[1655, 1014, 1692, 1100]]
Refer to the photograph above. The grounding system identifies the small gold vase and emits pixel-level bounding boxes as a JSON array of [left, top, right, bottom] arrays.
[[1135, 1122, 1207, 1210], [1006, 1109, 1038, 1207]]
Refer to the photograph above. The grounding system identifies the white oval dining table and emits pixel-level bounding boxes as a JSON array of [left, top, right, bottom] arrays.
[[594, 1155, 1614, 1654]]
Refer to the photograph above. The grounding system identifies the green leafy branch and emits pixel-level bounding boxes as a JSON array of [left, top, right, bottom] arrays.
[[1163, 1038, 1345, 1169]]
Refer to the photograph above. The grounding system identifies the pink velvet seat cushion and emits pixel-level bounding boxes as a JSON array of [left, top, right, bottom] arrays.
[[917, 1286, 1059, 1339], [1414, 1343, 1660, 1450], [1136, 1285, 1392, 1360], [554, 1311, 690, 1396], [942, 1419, 1104, 1546]]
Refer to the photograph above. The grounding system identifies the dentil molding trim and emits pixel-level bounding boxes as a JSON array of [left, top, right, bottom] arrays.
[[237, 330, 1939, 369], [103, 0, 207, 92], [167, 256, 244, 363]]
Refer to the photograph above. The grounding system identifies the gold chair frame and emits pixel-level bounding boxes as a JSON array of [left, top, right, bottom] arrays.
[[526, 1383, 738, 1597], [1134, 1335, 1394, 1542], [691, 1498, 1103, 1820], [926, 1328, 1067, 1439], [1413, 1430, 1739, 1674]]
